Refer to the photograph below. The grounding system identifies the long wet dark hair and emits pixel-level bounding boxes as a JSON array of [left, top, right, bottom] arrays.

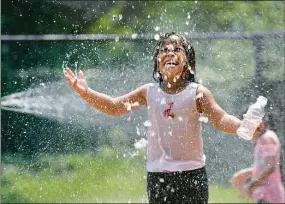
[[152, 32, 196, 84]]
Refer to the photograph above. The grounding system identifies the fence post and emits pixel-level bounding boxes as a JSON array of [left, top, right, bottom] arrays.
[[252, 36, 267, 96]]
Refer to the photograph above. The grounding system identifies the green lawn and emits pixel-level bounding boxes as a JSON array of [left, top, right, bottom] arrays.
[[1, 152, 253, 203]]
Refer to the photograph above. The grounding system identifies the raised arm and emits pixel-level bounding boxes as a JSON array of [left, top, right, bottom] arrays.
[[65, 68, 148, 116], [196, 85, 242, 134]]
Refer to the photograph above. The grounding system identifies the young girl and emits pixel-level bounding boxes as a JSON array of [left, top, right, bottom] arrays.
[[230, 114, 285, 204], [65, 32, 243, 203]]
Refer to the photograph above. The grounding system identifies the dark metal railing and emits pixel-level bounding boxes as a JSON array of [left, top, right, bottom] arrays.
[[1, 31, 284, 41]]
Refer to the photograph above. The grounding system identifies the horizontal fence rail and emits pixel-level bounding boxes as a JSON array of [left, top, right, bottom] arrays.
[[1, 31, 285, 41]]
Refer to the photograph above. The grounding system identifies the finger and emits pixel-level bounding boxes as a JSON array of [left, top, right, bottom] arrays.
[[78, 70, 84, 79], [72, 78, 78, 88], [65, 70, 74, 79], [64, 70, 71, 78], [65, 72, 74, 80], [65, 67, 75, 78], [65, 74, 74, 86]]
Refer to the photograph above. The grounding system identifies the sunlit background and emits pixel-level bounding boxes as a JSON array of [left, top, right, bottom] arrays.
[[1, 1, 284, 203]]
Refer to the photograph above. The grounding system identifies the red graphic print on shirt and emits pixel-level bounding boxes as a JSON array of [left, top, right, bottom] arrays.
[[163, 102, 175, 118]]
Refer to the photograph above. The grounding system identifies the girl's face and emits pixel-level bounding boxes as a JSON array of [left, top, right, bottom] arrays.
[[157, 36, 187, 81]]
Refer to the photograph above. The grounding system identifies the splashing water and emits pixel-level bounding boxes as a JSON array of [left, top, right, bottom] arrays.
[[1, 66, 151, 130], [134, 138, 148, 149], [1, 81, 87, 121]]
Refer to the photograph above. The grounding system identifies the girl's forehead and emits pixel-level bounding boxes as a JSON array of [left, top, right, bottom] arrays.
[[161, 36, 183, 47]]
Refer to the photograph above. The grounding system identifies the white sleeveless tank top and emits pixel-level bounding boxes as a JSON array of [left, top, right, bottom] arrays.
[[146, 82, 205, 172]]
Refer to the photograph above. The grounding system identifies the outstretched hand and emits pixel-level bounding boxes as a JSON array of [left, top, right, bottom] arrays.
[[64, 67, 88, 95]]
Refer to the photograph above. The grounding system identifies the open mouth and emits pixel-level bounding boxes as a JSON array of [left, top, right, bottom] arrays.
[[165, 61, 179, 67]]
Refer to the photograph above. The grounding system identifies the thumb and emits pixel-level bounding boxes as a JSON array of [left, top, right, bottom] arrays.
[[78, 70, 84, 79]]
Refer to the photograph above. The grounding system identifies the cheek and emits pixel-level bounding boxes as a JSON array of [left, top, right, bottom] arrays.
[[181, 55, 187, 66], [157, 56, 162, 63], [157, 56, 163, 67]]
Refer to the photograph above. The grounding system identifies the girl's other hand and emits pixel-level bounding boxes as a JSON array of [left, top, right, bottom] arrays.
[[239, 182, 252, 198], [64, 67, 89, 95]]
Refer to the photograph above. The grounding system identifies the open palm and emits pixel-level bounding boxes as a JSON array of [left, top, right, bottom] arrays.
[[64, 67, 88, 94]]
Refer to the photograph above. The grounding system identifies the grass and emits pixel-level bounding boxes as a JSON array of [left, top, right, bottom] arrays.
[[1, 151, 253, 203]]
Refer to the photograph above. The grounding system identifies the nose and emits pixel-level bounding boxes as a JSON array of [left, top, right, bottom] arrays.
[[166, 51, 175, 57]]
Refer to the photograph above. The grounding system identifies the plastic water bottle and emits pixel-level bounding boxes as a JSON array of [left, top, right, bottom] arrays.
[[237, 96, 268, 140]]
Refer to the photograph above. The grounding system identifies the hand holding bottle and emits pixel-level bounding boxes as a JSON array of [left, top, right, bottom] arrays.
[[237, 96, 267, 140]]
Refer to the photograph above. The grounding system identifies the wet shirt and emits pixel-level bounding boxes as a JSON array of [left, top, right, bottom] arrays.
[[251, 130, 285, 203], [146, 82, 205, 172]]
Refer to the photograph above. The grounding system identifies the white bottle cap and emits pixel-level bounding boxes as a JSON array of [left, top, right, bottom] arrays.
[[257, 96, 267, 107]]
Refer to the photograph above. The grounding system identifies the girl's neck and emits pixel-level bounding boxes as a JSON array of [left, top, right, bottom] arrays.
[[160, 78, 190, 94]]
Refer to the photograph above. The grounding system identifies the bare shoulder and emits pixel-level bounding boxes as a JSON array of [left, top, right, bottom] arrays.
[[115, 83, 153, 106], [196, 84, 213, 100], [196, 84, 211, 94], [196, 84, 215, 113], [137, 83, 154, 96], [260, 130, 278, 145], [129, 83, 153, 93]]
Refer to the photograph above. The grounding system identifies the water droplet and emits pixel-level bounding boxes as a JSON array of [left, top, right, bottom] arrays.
[[187, 13, 191, 19], [154, 26, 160, 31], [131, 33, 138, 39], [136, 127, 140, 136], [134, 138, 148, 149], [143, 120, 152, 127], [160, 98, 166, 105], [154, 34, 160, 41], [199, 116, 208, 123]]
